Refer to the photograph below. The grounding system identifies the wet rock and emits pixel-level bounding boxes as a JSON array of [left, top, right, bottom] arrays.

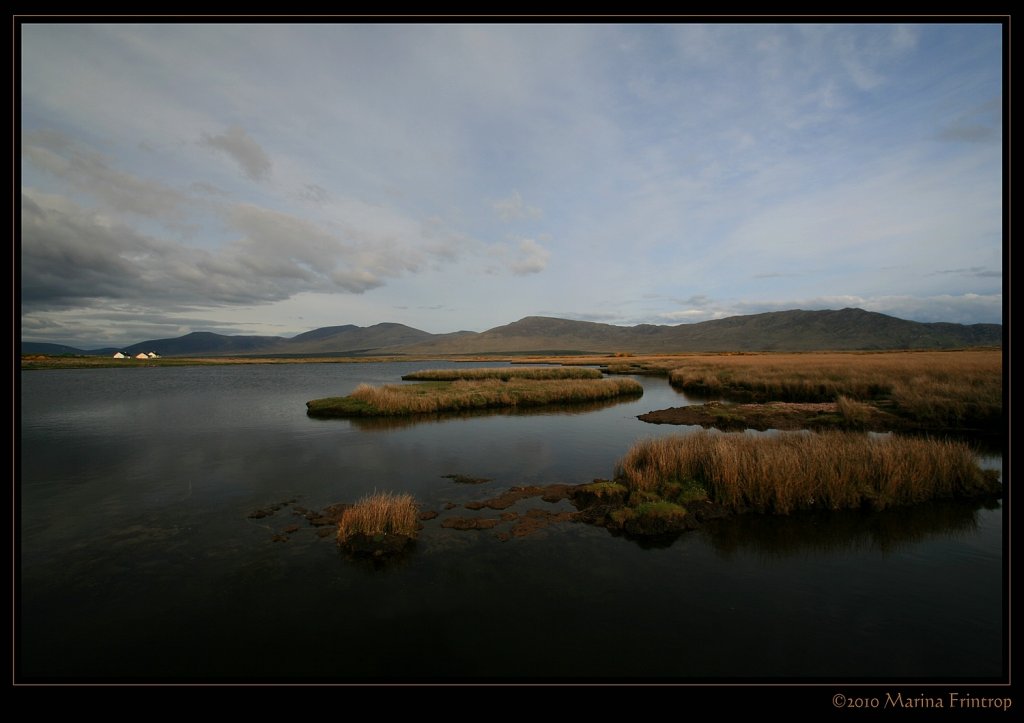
[[441, 517, 501, 530], [472, 485, 549, 510], [271, 534, 289, 543], [282, 524, 301, 534], [419, 510, 439, 520], [316, 527, 334, 538], [509, 509, 577, 538], [442, 474, 492, 485], [540, 484, 572, 503], [321, 503, 351, 522], [500, 512, 519, 522], [443, 502, 457, 510]]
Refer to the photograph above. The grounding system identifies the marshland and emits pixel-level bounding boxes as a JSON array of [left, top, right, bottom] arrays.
[[19, 352, 1004, 680]]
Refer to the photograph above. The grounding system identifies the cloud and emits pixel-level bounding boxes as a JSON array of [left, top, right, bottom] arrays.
[[200, 125, 272, 181], [836, 24, 919, 92], [509, 238, 550, 275], [20, 307, 287, 348], [23, 130, 192, 228], [493, 190, 542, 221], [930, 266, 1001, 278], [21, 191, 276, 310], [20, 191, 471, 315]]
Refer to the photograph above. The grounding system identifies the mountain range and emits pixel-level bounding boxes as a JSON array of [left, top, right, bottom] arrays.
[[21, 308, 1003, 357]]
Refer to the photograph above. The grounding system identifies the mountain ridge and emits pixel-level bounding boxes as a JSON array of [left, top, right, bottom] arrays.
[[20, 308, 1003, 357]]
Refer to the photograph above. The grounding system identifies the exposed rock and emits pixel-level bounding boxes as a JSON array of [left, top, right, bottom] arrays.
[[509, 509, 577, 538], [442, 474, 492, 484], [441, 517, 501, 530]]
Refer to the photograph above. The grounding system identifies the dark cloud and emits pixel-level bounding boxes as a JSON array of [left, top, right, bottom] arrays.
[[930, 266, 1001, 278], [675, 294, 714, 306], [20, 192, 465, 317], [23, 130, 192, 227], [200, 125, 272, 181]]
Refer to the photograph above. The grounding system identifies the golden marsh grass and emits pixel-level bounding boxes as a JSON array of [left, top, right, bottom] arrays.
[[336, 491, 419, 542], [666, 351, 1001, 430], [307, 377, 643, 417], [616, 431, 999, 514]]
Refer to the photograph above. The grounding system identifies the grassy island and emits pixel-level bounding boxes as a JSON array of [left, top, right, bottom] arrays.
[[664, 351, 1002, 434], [336, 491, 420, 558], [613, 430, 1000, 516], [306, 377, 643, 417]]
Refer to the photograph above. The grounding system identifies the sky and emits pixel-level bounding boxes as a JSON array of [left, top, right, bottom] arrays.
[[19, 22, 1004, 348]]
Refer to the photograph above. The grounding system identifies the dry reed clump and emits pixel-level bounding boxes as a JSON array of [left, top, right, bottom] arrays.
[[402, 367, 602, 381], [313, 377, 643, 417], [336, 491, 419, 543], [615, 431, 999, 515], [835, 395, 875, 427]]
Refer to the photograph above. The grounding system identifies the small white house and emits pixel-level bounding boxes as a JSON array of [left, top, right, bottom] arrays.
[[147, 351, 161, 358], [134, 352, 149, 359], [113, 351, 127, 359]]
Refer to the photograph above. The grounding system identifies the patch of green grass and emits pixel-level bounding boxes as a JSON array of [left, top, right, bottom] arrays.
[[577, 480, 628, 497], [662, 478, 709, 504], [634, 500, 688, 519], [305, 396, 380, 417]]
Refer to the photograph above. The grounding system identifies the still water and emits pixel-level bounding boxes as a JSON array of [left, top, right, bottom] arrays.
[[18, 363, 1005, 681]]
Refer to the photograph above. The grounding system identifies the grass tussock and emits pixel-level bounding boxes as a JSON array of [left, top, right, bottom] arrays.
[[336, 491, 419, 543], [666, 351, 1001, 432], [615, 431, 999, 514], [835, 395, 875, 427], [402, 367, 602, 381], [308, 377, 643, 417]]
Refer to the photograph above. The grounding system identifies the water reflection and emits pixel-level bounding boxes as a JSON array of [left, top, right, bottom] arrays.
[[703, 498, 999, 559], [334, 396, 646, 431]]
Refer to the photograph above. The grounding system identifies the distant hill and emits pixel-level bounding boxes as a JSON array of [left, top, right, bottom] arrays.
[[264, 322, 436, 355], [395, 309, 1003, 354], [123, 331, 288, 357], [20, 308, 1003, 357]]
